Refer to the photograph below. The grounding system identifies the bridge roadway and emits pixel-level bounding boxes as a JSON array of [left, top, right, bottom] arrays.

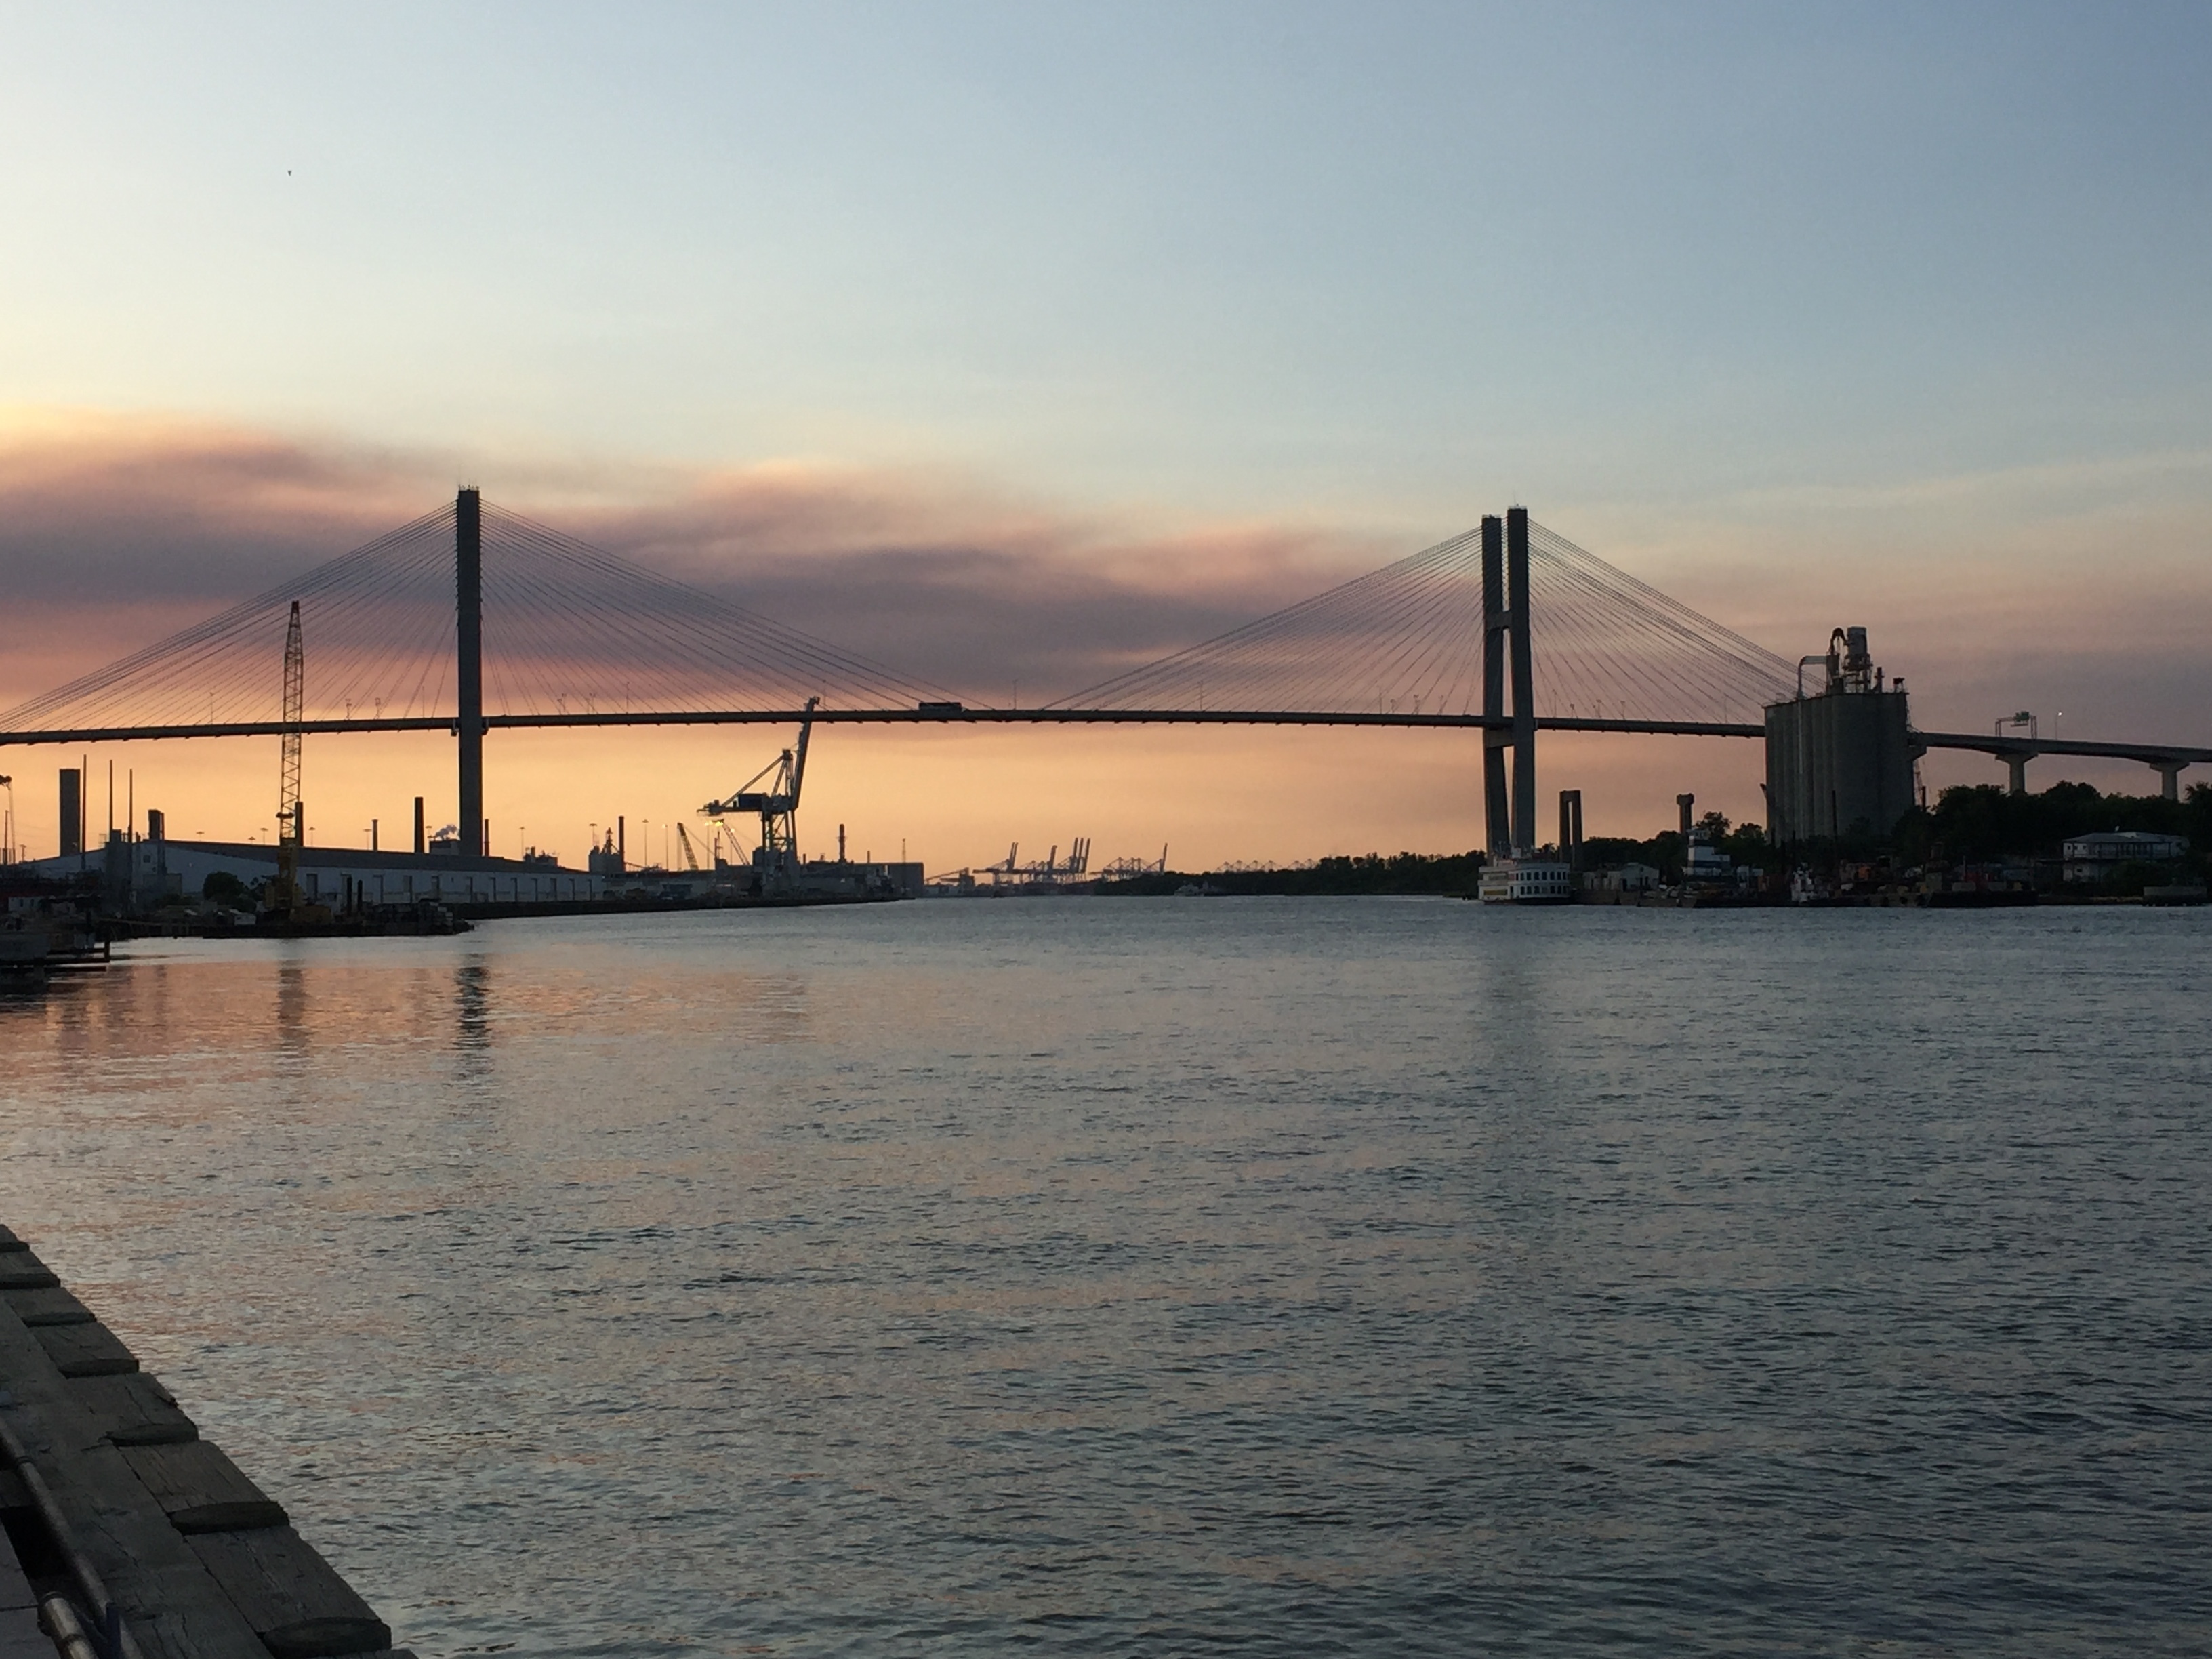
[[1, 708, 2207, 781]]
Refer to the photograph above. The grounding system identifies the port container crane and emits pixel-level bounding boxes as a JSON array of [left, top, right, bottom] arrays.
[[700, 697, 818, 882]]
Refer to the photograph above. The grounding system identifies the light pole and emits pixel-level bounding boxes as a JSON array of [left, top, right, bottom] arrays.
[[0, 775, 12, 863]]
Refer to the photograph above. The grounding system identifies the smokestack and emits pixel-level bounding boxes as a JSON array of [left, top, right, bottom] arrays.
[[413, 796, 426, 855], [58, 769, 81, 858], [1678, 793, 1695, 844]]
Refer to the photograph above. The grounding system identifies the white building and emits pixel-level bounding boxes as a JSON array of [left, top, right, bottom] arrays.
[[2061, 830, 2189, 883], [1586, 862, 1661, 894]]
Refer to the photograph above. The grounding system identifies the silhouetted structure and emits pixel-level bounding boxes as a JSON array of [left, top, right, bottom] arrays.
[[1766, 627, 1915, 844], [1, 495, 2204, 840]]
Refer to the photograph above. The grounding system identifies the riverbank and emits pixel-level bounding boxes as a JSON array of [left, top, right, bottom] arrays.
[[0, 1227, 407, 1659]]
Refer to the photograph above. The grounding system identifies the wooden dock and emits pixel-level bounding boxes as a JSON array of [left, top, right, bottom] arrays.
[[0, 1226, 408, 1659]]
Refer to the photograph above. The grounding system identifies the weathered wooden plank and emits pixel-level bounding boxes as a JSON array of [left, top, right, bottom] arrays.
[[0, 1526, 33, 1610], [69, 1372, 197, 1446], [3, 1286, 95, 1327], [35, 1322, 139, 1378], [0, 1302, 268, 1658], [118, 1443, 287, 1535], [186, 1529, 390, 1659], [0, 1256, 58, 1292], [0, 1605, 52, 1659]]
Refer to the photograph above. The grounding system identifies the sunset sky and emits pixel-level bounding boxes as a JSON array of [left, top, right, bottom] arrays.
[[3, 3, 2209, 869]]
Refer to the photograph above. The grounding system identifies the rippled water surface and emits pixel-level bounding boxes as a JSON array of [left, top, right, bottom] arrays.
[[3, 899, 2210, 1655]]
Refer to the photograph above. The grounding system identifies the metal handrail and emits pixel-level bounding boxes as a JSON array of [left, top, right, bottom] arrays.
[[0, 1405, 142, 1659]]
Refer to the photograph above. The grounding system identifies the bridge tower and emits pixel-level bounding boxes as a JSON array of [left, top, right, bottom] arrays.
[[1481, 516, 1510, 857], [1482, 509, 1539, 855], [1507, 506, 1537, 853], [457, 487, 484, 857], [274, 600, 304, 911]]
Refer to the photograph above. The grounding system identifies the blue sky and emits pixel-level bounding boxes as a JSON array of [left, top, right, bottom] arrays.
[[7, 2, 2206, 518], [3, 3, 2209, 857]]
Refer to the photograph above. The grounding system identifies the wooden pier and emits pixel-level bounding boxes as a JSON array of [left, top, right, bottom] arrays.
[[0, 1227, 407, 1659]]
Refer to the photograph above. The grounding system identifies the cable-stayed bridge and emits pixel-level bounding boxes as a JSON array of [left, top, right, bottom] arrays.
[[3, 491, 2205, 853], [0, 497, 1790, 736]]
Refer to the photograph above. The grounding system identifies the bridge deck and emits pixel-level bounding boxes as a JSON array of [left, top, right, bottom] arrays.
[[1, 710, 2203, 768]]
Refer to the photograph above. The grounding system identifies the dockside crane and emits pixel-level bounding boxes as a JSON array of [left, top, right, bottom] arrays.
[[701, 697, 819, 886]]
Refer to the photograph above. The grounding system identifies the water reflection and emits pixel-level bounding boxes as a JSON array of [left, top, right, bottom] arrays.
[[452, 956, 492, 1067], [274, 953, 310, 1066], [0, 906, 2205, 1658]]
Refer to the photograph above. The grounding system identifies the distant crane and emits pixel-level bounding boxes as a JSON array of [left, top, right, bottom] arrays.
[[674, 821, 703, 871], [1099, 845, 1170, 879], [975, 836, 1092, 890], [701, 696, 819, 885]]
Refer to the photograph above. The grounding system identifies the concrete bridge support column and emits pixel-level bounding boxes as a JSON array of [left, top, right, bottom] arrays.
[[457, 487, 485, 853], [2007, 754, 2028, 796], [1480, 515, 1511, 858], [1507, 507, 1537, 853], [2155, 762, 2185, 801]]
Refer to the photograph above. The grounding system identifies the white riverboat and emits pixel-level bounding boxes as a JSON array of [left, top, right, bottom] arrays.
[[1477, 857, 1575, 905]]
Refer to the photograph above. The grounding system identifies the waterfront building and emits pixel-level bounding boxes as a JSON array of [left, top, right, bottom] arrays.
[[22, 834, 615, 906], [2061, 830, 2190, 883]]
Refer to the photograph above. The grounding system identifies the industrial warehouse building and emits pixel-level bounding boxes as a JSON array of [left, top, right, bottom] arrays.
[[23, 833, 617, 907]]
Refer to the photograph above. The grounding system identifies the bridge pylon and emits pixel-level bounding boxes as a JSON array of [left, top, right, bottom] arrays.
[[1483, 510, 1540, 855], [1481, 516, 1511, 858], [457, 487, 484, 857], [1507, 506, 1538, 853]]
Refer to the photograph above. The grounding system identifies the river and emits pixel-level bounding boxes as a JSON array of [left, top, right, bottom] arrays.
[[3, 899, 2208, 1655]]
